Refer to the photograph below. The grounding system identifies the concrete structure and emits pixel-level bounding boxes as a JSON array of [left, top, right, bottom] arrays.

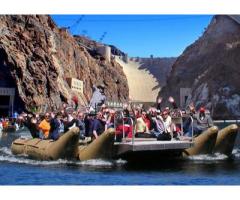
[[66, 78, 83, 94], [96, 45, 111, 63], [122, 54, 129, 63], [228, 15, 240, 25], [0, 87, 15, 116], [115, 56, 159, 103], [180, 88, 191, 108]]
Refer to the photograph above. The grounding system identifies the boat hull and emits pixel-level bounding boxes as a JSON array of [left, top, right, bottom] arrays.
[[11, 127, 80, 160]]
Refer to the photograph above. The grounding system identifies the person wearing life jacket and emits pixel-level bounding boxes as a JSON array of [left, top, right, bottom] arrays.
[[38, 113, 51, 139]]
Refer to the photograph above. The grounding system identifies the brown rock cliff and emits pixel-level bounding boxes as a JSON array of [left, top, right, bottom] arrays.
[[160, 15, 240, 119], [0, 15, 129, 112]]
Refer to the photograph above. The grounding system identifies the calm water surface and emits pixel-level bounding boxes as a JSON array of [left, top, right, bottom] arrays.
[[0, 127, 240, 185]]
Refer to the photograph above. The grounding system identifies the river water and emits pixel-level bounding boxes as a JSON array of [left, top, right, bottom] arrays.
[[0, 127, 240, 185]]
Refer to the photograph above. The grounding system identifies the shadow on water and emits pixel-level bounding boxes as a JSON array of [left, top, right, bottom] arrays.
[[123, 154, 240, 175]]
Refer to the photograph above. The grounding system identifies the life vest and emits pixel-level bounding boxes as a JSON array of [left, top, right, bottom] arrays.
[[39, 119, 51, 138]]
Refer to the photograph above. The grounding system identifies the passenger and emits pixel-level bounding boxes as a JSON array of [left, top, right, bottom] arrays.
[[142, 111, 151, 130], [89, 84, 107, 110], [156, 97, 163, 111], [156, 110, 172, 141], [77, 112, 86, 140], [151, 110, 166, 137], [115, 117, 133, 142], [0, 120, 3, 131], [147, 108, 157, 131], [193, 106, 214, 135], [2, 119, 8, 129], [38, 113, 51, 139], [92, 112, 105, 139], [49, 112, 64, 140], [156, 96, 178, 111], [84, 112, 95, 137], [168, 96, 178, 109], [135, 111, 155, 138], [24, 114, 40, 138], [13, 111, 19, 119], [64, 112, 79, 132], [105, 109, 115, 130], [184, 105, 214, 136]]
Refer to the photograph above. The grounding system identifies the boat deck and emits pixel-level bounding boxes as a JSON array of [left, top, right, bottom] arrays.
[[114, 138, 194, 156]]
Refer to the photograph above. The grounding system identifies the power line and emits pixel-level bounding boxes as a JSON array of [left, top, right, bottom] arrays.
[[66, 15, 85, 31], [99, 31, 107, 42]]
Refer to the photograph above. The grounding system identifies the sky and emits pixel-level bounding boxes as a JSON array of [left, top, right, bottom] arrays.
[[52, 15, 213, 58]]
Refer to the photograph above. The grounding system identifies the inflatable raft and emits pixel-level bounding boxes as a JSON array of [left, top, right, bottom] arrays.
[[182, 126, 219, 156], [77, 128, 116, 161], [213, 124, 238, 156], [11, 127, 80, 160]]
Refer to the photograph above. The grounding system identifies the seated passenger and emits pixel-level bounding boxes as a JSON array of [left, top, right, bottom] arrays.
[[64, 112, 79, 132], [105, 109, 115, 130], [49, 112, 64, 141], [155, 110, 172, 141], [115, 117, 133, 142], [92, 112, 105, 139], [135, 111, 155, 138], [76, 112, 86, 140], [0, 120, 2, 131], [184, 105, 213, 137], [84, 112, 95, 137], [23, 115, 40, 138], [38, 113, 51, 139], [142, 111, 151, 130]]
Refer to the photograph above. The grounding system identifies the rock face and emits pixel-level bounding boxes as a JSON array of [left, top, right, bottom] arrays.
[[73, 35, 126, 57], [160, 15, 240, 119], [0, 15, 129, 112]]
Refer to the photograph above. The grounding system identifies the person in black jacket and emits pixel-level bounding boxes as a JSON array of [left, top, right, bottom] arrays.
[[23, 114, 40, 138], [49, 112, 64, 141]]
